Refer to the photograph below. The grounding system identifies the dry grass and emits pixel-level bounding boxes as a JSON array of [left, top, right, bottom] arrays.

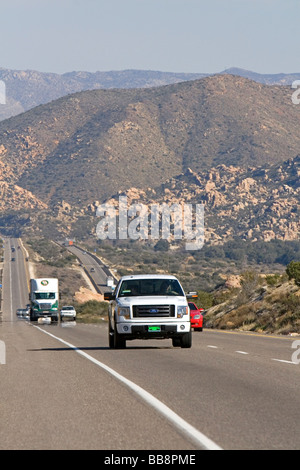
[[205, 276, 300, 335]]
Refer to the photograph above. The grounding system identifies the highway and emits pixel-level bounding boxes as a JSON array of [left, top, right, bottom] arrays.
[[63, 243, 116, 294], [1, 238, 300, 450]]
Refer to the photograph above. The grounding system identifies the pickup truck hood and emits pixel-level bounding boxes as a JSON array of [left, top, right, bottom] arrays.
[[118, 296, 187, 306]]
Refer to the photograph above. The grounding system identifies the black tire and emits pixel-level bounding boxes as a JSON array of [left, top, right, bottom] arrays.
[[30, 310, 36, 322], [172, 337, 181, 347], [114, 326, 126, 349], [180, 331, 192, 348], [108, 322, 115, 349]]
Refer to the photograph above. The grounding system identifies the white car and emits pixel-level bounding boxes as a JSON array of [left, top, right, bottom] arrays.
[[60, 305, 76, 321]]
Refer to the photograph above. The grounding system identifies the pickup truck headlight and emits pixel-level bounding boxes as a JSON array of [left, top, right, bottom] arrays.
[[117, 306, 130, 319], [177, 306, 188, 318]]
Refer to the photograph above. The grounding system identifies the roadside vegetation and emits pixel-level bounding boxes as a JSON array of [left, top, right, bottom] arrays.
[[92, 238, 300, 290], [24, 236, 300, 333], [74, 300, 108, 323], [26, 237, 76, 267], [204, 263, 300, 335]]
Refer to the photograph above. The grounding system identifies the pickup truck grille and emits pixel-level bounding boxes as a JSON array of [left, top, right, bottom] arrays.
[[133, 305, 175, 318]]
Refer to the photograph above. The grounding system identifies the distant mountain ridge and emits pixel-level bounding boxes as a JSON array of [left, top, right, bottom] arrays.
[[1, 66, 300, 121]]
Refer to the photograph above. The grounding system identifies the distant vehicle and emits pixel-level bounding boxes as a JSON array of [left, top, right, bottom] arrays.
[[16, 308, 29, 318], [23, 305, 30, 315], [90, 267, 95, 272], [29, 278, 59, 322], [60, 305, 76, 321], [11, 247, 15, 252], [11, 257, 15, 261], [106, 276, 114, 287], [188, 302, 204, 331]]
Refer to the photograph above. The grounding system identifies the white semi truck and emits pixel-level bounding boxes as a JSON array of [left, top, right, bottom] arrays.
[[29, 278, 59, 322], [104, 274, 192, 349]]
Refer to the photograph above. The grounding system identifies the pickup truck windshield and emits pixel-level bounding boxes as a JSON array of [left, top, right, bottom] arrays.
[[118, 279, 184, 297]]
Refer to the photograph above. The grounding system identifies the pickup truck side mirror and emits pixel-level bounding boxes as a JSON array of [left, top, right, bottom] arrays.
[[104, 292, 115, 301], [186, 292, 198, 299]]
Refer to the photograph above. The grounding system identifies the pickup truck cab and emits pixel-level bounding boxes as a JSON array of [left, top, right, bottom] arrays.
[[105, 274, 192, 349]]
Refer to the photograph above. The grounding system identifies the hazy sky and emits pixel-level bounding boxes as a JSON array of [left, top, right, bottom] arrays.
[[1, 0, 299, 74]]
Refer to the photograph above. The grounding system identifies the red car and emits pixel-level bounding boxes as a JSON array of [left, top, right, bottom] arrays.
[[188, 302, 204, 331]]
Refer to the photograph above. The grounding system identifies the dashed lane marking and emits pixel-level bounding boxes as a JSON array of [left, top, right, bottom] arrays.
[[31, 324, 223, 451]]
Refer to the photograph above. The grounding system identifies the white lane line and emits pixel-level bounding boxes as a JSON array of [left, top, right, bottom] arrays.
[[9, 242, 13, 322], [32, 324, 222, 451], [207, 338, 299, 366], [272, 358, 298, 365]]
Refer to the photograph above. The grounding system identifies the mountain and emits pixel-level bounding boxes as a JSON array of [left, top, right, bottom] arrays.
[[1, 66, 300, 121], [0, 67, 208, 121], [106, 156, 299, 246], [0, 74, 299, 244], [222, 67, 300, 85], [1, 74, 300, 204]]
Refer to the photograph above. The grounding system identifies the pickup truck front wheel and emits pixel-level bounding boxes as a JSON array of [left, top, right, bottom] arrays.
[[108, 323, 114, 348], [114, 327, 126, 349], [180, 331, 192, 348], [172, 331, 192, 348]]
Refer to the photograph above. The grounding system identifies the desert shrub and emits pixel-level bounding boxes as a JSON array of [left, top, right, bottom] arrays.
[[76, 300, 108, 323], [286, 261, 300, 286], [235, 270, 260, 306], [196, 290, 214, 309], [265, 274, 281, 286]]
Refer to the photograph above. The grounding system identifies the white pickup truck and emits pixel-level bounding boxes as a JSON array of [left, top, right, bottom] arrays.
[[104, 274, 192, 349]]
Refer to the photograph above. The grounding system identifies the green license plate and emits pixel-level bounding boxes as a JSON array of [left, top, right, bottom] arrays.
[[148, 326, 161, 332]]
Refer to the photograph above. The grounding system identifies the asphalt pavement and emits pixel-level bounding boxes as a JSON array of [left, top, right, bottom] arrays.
[[1, 238, 300, 450]]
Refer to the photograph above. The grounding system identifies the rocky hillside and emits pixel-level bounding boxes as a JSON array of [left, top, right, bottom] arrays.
[[0, 74, 300, 209], [0, 74, 298, 249], [105, 155, 299, 246], [204, 273, 300, 335]]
